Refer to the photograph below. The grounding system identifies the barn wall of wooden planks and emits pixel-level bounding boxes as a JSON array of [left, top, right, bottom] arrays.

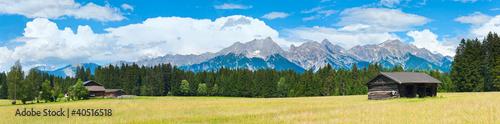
[[364, 72, 440, 100]]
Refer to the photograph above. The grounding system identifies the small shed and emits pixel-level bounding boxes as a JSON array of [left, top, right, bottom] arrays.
[[105, 89, 126, 98], [364, 72, 442, 100]]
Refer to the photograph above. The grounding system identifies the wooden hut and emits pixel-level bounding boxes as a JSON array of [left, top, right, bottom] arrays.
[[65, 80, 127, 99], [83, 80, 106, 98], [363, 72, 442, 100], [105, 89, 126, 98]]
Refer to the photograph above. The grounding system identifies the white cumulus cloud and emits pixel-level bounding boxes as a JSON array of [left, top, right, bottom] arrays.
[[261, 12, 290, 20], [121, 4, 134, 11], [337, 7, 431, 32], [454, 12, 492, 25], [408, 29, 456, 56], [214, 3, 252, 9], [0, 0, 125, 22], [471, 15, 500, 37]]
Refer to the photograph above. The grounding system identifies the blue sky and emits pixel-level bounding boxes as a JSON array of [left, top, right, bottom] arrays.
[[0, 0, 499, 72]]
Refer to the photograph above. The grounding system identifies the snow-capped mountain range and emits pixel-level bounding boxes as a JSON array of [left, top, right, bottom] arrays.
[[36, 37, 453, 77]]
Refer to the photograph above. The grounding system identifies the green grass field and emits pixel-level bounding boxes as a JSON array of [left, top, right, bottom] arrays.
[[1, 92, 499, 123]]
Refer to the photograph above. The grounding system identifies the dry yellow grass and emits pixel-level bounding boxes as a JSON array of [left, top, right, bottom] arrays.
[[0, 92, 499, 123]]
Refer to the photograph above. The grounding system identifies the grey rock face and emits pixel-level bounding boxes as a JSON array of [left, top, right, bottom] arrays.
[[217, 37, 284, 59], [345, 40, 448, 66]]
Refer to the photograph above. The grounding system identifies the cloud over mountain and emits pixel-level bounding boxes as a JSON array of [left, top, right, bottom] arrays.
[[407, 29, 456, 56], [0, 15, 290, 71]]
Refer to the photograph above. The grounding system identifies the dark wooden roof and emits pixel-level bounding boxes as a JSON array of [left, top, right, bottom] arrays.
[[85, 86, 106, 92], [83, 80, 102, 86], [364, 72, 442, 85], [105, 89, 126, 93]]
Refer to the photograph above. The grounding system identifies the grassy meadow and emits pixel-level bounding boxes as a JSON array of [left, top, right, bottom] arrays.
[[1, 92, 499, 123]]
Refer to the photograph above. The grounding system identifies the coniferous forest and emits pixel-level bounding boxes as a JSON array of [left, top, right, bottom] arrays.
[[0, 32, 499, 103], [451, 32, 500, 92], [89, 62, 451, 97]]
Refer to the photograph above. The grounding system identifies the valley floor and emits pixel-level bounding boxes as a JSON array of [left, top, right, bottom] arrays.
[[1, 92, 499, 123]]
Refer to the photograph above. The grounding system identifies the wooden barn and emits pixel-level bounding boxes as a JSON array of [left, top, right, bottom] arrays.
[[65, 80, 126, 99], [83, 80, 106, 98], [364, 72, 442, 100]]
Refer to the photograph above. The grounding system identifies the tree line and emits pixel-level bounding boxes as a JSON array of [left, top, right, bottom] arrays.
[[451, 32, 500, 92], [89, 62, 453, 97]]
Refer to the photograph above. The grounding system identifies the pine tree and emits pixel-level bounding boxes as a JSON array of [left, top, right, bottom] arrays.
[[0, 72, 7, 99], [451, 39, 466, 92], [25, 68, 41, 103], [488, 32, 500, 91]]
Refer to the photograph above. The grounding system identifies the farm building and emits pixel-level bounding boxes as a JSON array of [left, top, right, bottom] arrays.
[[83, 80, 106, 98], [65, 80, 126, 98], [364, 72, 442, 100], [105, 89, 126, 98]]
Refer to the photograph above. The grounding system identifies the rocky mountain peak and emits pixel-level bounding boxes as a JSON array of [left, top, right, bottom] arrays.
[[138, 56, 151, 61], [299, 41, 321, 49], [217, 37, 284, 59], [290, 44, 296, 51], [321, 39, 331, 45], [380, 39, 405, 48]]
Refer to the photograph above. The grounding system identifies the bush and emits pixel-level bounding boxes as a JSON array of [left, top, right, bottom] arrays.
[[180, 80, 190, 96], [197, 83, 207, 96], [211, 84, 219, 96]]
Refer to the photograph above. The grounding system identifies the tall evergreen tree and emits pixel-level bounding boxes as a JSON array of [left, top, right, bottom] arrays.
[[25, 68, 41, 103], [0, 72, 8, 99]]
